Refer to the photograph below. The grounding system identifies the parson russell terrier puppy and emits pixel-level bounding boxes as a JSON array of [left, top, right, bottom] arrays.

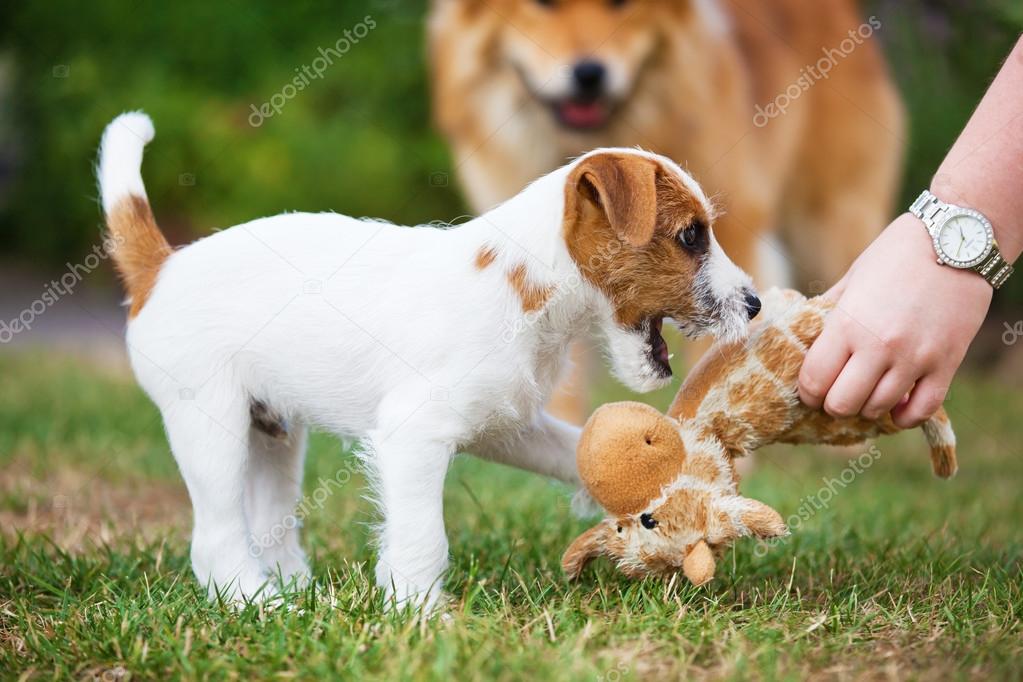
[[97, 112, 760, 610]]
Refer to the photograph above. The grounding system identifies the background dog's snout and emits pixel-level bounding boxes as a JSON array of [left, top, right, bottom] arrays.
[[572, 60, 607, 97], [744, 291, 761, 320]]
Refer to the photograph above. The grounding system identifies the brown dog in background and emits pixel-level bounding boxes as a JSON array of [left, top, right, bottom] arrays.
[[428, 0, 905, 422]]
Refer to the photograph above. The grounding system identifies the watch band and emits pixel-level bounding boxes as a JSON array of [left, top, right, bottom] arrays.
[[909, 189, 1014, 289], [909, 189, 948, 232]]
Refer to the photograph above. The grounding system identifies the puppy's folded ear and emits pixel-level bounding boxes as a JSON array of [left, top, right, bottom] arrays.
[[561, 524, 609, 579], [570, 152, 658, 247]]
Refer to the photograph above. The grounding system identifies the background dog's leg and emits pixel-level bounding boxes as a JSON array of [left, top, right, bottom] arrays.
[[369, 425, 453, 613], [470, 411, 582, 485], [163, 391, 273, 603], [245, 423, 310, 589]]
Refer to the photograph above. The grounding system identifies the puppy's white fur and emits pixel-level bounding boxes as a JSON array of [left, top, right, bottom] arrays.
[[98, 113, 752, 611]]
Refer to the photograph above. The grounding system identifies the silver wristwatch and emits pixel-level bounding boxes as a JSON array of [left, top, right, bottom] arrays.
[[910, 189, 1013, 289]]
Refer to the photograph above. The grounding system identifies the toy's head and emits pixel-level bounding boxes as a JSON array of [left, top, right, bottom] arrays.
[[563, 402, 787, 585]]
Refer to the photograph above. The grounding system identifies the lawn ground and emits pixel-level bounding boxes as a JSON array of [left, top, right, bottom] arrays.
[[1, 351, 1021, 680]]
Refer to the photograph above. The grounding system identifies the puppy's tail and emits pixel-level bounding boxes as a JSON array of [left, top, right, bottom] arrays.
[[921, 407, 957, 478], [97, 112, 171, 317]]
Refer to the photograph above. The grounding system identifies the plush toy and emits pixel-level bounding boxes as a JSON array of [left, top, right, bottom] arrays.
[[563, 288, 957, 586]]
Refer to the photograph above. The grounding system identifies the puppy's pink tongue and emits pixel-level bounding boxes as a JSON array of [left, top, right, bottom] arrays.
[[559, 101, 607, 128]]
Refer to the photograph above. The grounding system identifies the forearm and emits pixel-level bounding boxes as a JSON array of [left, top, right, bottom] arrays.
[[931, 36, 1023, 262]]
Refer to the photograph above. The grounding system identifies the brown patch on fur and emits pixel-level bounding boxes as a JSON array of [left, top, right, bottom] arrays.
[[789, 308, 825, 348], [669, 342, 746, 421], [658, 489, 709, 535], [789, 309, 824, 348], [106, 195, 172, 318], [756, 326, 804, 382], [686, 456, 722, 483], [474, 244, 497, 270], [704, 412, 753, 459], [929, 444, 957, 479], [506, 262, 555, 313], [563, 152, 711, 329]]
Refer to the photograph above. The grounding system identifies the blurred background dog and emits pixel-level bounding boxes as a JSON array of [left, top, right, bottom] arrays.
[[428, 0, 906, 422]]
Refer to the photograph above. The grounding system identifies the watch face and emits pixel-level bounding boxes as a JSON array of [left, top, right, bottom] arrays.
[[935, 212, 993, 268]]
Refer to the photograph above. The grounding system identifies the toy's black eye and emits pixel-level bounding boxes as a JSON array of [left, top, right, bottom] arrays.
[[640, 513, 658, 529], [616, 525, 623, 533]]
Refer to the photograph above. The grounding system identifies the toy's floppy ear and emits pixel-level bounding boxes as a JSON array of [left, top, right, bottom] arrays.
[[740, 499, 788, 539], [682, 540, 716, 586], [710, 497, 788, 542], [562, 524, 608, 579]]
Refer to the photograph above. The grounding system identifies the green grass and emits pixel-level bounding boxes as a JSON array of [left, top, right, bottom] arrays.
[[1, 352, 1021, 680]]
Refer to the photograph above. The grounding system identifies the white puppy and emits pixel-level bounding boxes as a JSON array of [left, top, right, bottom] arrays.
[[97, 112, 758, 610]]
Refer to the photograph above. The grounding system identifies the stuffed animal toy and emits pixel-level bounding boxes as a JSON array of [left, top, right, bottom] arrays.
[[563, 288, 957, 586]]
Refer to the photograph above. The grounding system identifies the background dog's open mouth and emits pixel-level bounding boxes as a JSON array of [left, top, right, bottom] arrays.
[[647, 317, 671, 376], [554, 99, 611, 130]]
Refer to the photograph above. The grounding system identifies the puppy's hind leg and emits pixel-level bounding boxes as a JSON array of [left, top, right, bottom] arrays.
[[163, 384, 274, 604], [245, 409, 311, 589]]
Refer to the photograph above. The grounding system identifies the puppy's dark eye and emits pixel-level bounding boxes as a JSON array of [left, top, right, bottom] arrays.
[[678, 219, 708, 252], [616, 525, 623, 533], [680, 226, 697, 248], [640, 513, 658, 529]]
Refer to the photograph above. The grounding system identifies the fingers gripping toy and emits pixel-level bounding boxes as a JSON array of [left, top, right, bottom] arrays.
[[562, 288, 957, 585]]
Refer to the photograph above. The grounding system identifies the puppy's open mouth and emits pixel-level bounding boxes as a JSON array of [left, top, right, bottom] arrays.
[[551, 98, 613, 130], [646, 316, 672, 376]]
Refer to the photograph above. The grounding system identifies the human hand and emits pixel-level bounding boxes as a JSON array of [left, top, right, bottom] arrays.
[[798, 212, 993, 427]]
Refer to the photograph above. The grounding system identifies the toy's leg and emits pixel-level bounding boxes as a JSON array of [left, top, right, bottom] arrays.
[[469, 411, 582, 485], [246, 422, 311, 588]]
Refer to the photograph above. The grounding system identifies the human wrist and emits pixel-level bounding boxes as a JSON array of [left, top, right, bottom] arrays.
[[931, 172, 1022, 264], [892, 211, 994, 305]]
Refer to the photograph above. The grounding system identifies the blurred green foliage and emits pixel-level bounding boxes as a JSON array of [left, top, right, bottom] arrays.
[[0, 1, 1020, 300]]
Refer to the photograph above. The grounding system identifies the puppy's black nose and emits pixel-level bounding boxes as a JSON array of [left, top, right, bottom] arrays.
[[572, 60, 606, 97], [744, 291, 761, 320]]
